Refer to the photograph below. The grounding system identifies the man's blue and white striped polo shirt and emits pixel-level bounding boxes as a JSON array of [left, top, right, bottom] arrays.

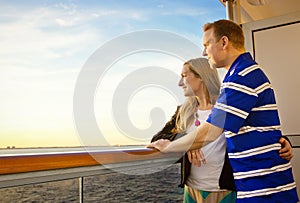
[[207, 52, 298, 203]]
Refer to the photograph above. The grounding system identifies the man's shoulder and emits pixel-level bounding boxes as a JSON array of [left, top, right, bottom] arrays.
[[229, 64, 269, 84]]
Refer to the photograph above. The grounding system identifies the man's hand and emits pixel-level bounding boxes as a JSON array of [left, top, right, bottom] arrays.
[[279, 137, 293, 161], [187, 149, 206, 167], [146, 139, 171, 153]]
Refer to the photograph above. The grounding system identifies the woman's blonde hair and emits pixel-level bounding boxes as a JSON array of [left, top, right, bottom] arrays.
[[176, 58, 221, 132]]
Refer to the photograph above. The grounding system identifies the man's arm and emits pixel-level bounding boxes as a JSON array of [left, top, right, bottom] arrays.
[[279, 137, 293, 161], [147, 122, 223, 153]]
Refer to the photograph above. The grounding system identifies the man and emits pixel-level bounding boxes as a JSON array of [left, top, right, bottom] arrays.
[[148, 19, 298, 202]]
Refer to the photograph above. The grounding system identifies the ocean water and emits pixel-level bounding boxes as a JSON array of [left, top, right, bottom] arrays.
[[0, 164, 183, 203]]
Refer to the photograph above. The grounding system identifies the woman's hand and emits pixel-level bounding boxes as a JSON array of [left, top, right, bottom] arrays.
[[279, 137, 293, 161], [187, 149, 206, 167], [146, 139, 171, 153]]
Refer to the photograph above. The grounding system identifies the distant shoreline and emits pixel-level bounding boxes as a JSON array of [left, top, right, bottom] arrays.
[[0, 144, 146, 150]]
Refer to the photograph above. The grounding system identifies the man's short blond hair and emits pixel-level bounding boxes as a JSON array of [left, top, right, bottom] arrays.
[[203, 19, 245, 50]]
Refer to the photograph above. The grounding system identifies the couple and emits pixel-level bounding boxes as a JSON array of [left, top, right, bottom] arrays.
[[148, 19, 298, 203]]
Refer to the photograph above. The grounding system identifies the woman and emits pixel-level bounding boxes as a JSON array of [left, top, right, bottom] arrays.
[[150, 58, 293, 203], [152, 58, 235, 202]]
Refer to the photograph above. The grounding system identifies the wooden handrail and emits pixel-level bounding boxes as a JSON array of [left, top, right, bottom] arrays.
[[0, 148, 182, 175]]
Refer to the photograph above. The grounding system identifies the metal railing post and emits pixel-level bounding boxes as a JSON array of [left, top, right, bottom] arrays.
[[224, 0, 235, 21], [79, 177, 84, 203]]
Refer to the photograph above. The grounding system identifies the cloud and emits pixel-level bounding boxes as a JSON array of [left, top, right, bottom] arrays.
[[0, 3, 104, 70], [161, 8, 208, 17], [0, 0, 226, 147]]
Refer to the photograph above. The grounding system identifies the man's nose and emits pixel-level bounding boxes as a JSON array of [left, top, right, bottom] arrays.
[[202, 48, 207, 56]]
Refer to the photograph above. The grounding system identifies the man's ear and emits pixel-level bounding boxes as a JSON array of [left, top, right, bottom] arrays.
[[221, 36, 229, 48]]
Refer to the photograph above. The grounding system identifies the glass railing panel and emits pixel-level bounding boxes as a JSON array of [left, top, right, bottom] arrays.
[[83, 164, 183, 203], [0, 147, 184, 202], [0, 178, 79, 203]]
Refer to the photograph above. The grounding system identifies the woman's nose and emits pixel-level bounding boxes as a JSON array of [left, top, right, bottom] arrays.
[[178, 78, 184, 86]]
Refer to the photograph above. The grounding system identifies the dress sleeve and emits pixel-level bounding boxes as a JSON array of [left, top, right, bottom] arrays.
[[150, 106, 180, 142]]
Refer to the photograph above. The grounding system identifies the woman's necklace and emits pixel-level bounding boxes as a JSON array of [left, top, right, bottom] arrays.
[[194, 110, 200, 126], [194, 104, 213, 126]]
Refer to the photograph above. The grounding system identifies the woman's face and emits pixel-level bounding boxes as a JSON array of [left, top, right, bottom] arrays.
[[178, 64, 203, 97]]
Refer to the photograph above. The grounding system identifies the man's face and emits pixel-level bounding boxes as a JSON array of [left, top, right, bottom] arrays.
[[202, 28, 223, 68]]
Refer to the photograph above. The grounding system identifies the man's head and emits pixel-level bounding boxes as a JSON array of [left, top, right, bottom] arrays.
[[202, 19, 246, 69]]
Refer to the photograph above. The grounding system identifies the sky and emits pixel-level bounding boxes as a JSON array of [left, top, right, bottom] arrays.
[[0, 0, 226, 148]]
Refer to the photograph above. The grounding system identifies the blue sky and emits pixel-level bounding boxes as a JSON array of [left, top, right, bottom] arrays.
[[0, 0, 225, 148]]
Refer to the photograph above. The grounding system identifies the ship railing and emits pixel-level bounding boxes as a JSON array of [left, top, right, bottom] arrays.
[[1, 135, 299, 201], [0, 147, 182, 202]]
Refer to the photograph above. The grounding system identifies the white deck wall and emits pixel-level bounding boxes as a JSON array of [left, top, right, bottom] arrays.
[[243, 11, 300, 198]]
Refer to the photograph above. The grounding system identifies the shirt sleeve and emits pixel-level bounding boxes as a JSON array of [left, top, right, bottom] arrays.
[[207, 74, 258, 133]]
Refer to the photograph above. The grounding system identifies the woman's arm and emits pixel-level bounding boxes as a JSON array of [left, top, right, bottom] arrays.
[[147, 122, 223, 152]]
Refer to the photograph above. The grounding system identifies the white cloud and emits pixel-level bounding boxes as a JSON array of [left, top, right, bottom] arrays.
[[0, 1, 225, 147], [0, 4, 104, 70], [162, 8, 208, 17]]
